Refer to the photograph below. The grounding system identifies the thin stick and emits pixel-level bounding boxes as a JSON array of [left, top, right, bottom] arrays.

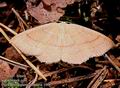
[[0, 23, 17, 35], [104, 79, 120, 82], [11, 8, 29, 28], [26, 65, 39, 88], [105, 54, 120, 73], [39, 65, 93, 80], [45, 72, 96, 86], [17, 16, 25, 31], [0, 28, 47, 81], [91, 68, 108, 88], [87, 66, 107, 88], [0, 55, 28, 70]]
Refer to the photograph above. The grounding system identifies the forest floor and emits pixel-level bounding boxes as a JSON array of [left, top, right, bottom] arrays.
[[0, 0, 120, 88]]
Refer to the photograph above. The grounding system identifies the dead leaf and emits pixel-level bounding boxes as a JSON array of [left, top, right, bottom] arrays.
[[42, 0, 75, 8], [0, 59, 18, 81], [26, 0, 75, 24], [5, 47, 22, 62]]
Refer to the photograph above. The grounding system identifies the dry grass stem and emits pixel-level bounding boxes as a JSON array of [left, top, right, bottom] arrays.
[[12, 8, 29, 28], [0, 27, 47, 81], [0, 55, 28, 70], [0, 22, 17, 35], [26, 65, 39, 88]]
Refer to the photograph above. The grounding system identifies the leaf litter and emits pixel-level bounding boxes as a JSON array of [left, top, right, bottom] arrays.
[[0, 0, 120, 88]]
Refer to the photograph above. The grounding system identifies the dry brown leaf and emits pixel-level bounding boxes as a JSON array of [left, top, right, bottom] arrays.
[[0, 59, 18, 81], [42, 0, 75, 8], [10, 22, 114, 64], [27, 0, 75, 24], [27, 2, 64, 24], [5, 47, 22, 62]]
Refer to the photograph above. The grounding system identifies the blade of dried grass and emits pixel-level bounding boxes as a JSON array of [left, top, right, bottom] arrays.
[[0, 23, 17, 35], [26, 65, 39, 88], [0, 55, 28, 70], [12, 8, 29, 28]]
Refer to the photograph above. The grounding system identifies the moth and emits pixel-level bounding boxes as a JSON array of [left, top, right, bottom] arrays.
[[10, 22, 114, 64]]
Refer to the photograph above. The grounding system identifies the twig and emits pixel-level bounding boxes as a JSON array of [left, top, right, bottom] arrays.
[[26, 65, 39, 88], [87, 66, 107, 88], [17, 16, 25, 31], [0, 27, 47, 81], [105, 54, 120, 73], [0, 55, 28, 70], [90, 67, 108, 88], [45, 72, 96, 86], [39, 67, 70, 80], [92, 23, 104, 31], [0, 23, 17, 35], [39, 65, 93, 80], [96, 60, 120, 67], [104, 79, 120, 82], [102, 79, 120, 88], [11, 8, 29, 28]]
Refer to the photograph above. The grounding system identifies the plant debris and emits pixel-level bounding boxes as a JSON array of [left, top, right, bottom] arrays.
[[0, 0, 120, 88], [26, 0, 75, 24], [0, 59, 18, 81]]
